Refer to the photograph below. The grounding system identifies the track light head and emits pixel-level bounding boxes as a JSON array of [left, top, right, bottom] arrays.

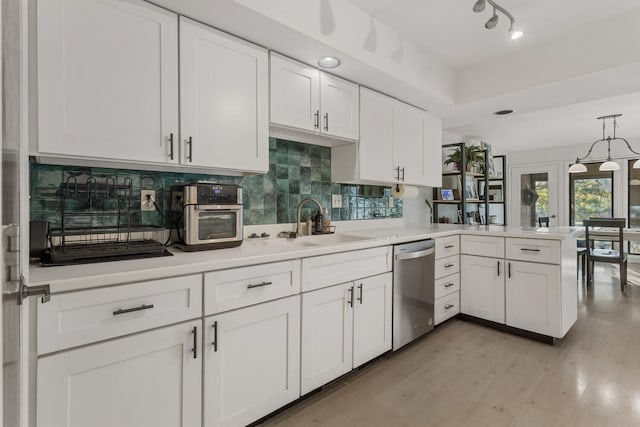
[[485, 9, 499, 29], [473, 0, 486, 13], [509, 26, 523, 39]]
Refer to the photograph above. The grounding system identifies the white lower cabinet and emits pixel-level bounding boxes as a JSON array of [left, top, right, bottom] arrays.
[[37, 320, 202, 427], [506, 261, 561, 336], [301, 272, 392, 395], [204, 295, 301, 427], [460, 254, 505, 323]]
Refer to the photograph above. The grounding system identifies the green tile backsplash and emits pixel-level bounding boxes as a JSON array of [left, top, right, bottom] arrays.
[[30, 138, 402, 228]]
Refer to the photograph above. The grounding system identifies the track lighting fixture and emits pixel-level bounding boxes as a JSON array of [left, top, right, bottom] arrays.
[[473, 0, 523, 40], [472, 0, 486, 13]]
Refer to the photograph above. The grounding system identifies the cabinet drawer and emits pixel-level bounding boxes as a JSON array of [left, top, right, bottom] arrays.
[[204, 260, 300, 315], [461, 235, 505, 258], [301, 246, 392, 292], [435, 292, 460, 325], [435, 255, 459, 279], [506, 238, 561, 265], [436, 235, 459, 259], [435, 273, 460, 300], [38, 275, 203, 355]]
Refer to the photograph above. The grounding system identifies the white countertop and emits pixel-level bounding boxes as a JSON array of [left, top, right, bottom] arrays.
[[30, 224, 579, 293]]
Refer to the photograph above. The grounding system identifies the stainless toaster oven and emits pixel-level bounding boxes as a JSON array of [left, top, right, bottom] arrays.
[[172, 182, 243, 250]]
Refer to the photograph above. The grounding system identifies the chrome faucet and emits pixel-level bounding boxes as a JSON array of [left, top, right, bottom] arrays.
[[296, 198, 324, 237]]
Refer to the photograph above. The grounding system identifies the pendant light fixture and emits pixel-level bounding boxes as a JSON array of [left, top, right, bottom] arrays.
[[569, 114, 640, 173], [472, 0, 523, 40]]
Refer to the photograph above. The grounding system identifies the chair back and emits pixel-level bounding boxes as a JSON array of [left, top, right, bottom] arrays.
[[583, 218, 625, 255], [538, 217, 550, 227]]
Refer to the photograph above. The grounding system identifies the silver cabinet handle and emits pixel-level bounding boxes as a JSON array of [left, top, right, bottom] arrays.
[[444, 282, 455, 288], [395, 247, 435, 261], [169, 133, 174, 160], [497, 260, 501, 277], [444, 244, 455, 249], [314, 110, 320, 130], [247, 281, 272, 289], [444, 263, 454, 268], [357, 283, 363, 304], [186, 136, 193, 163], [113, 304, 154, 316], [324, 113, 329, 131], [211, 321, 218, 352], [348, 286, 354, 307], [444, 304, 455, 310], [395, 166, 401, 181], [520, 248, 541, 252], [508, 262, 512, 278], [401, 167, 405, 182]]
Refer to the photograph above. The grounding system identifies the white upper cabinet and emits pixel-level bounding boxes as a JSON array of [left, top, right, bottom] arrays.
[[393, 102, 426, 185], [270, 54, 320, 133], [270, 53, 359, 141], [332, 87, 442, 187], [357, 87, 396, 183], [36, 0, 179, 164], [180, 17, 268, 173], [319, 73, 360, 140]]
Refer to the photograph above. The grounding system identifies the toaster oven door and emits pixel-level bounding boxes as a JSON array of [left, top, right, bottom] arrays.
[[185, 206, 243, 245]]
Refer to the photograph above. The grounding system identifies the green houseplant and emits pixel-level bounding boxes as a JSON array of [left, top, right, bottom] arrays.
[[443, 145, 484, 172]]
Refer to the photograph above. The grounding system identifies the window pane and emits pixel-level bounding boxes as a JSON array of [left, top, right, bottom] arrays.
[[569, 162, 613, 226], [628, 159, 640, 253]]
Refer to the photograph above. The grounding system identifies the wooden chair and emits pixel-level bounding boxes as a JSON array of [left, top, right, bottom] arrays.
[[584, 218, 627, 291], [540, 216, 586, 277]]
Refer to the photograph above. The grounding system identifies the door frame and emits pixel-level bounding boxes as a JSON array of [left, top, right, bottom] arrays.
[[509, 162, 561, 227]]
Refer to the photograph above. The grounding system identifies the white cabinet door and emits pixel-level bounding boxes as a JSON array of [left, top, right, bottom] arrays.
[[204, 296, 300, 427], [393, 102, 426, 185], [270, 54, 320, 132], [353, 273, 393, 367], [319, 73, 359, 140], [460, 255, 505, 323], [180, 17, 268, 173], [422, 111, 443, 187], [358, 88, 395, 183], [301, 283, 353, 395], [506, 261, 561, 336], [37, 0, 179, 164], [37, 320, 201, 427]]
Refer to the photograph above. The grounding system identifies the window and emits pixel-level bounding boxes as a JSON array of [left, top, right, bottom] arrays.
[[569, 162, 613, 226]]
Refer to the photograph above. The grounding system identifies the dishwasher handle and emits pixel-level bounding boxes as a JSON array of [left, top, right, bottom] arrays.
[[395, 247, 435, 261]]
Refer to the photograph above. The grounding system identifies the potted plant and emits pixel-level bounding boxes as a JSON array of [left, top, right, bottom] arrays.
[[444, 145, 484, 172]]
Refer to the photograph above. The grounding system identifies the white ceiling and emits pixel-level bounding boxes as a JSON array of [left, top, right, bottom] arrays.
[[347, 0, 640, 69], [154, 0, 640, 154]]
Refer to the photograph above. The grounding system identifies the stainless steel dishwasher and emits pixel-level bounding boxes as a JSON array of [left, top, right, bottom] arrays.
[[392, 239, 435, 350]]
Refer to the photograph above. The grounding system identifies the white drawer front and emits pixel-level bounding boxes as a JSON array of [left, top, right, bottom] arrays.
[[435, 273, 460, 300], [301, 246, 392, 292], [435, 291, 460, 325], [435, 255, 459, 279], [38, 275, 203, 355], [461, 235, 505, 258], [506, 238, 561, 265], [436, 235, 459, 259], [204, 260, 301, 315]]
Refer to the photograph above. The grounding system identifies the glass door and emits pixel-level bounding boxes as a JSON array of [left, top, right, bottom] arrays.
[[510, 164, 559, 228]]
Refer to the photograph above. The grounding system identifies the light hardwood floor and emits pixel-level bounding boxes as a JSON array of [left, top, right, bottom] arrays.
[[259, 266, 640, 427]]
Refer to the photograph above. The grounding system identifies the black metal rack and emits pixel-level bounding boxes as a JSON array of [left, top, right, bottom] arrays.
[[45, 175, 168, 265], [433, 142, 490, 225]]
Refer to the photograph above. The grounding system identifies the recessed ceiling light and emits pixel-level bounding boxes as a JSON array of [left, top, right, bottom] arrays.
[[494, 109, 514, 116], [317, 57, 341, 69]]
